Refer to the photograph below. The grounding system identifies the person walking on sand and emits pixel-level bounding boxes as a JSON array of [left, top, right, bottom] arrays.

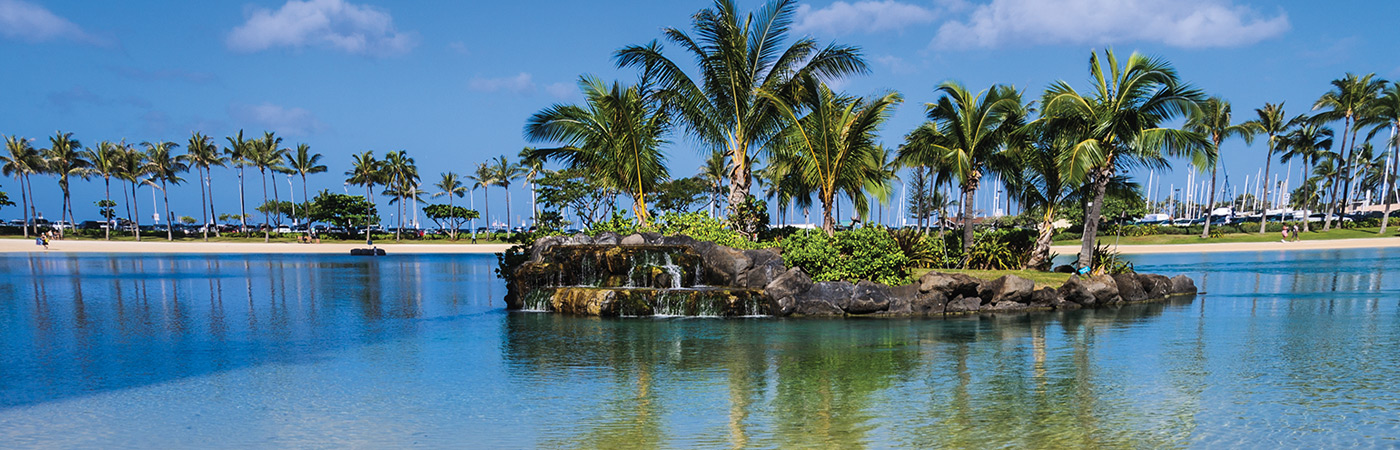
[[1281, 225, 1289, 243]]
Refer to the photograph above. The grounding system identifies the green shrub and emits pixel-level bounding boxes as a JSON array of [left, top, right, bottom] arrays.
[[964, 229, 1035, 270], [653, 212, 768, 249], [781, 228, 911, 285]]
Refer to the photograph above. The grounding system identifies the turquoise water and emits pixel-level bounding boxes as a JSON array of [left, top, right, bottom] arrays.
[[1, 249, 1398, 448]]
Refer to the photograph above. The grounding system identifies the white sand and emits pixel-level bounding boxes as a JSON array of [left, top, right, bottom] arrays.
[[0, 238, 511, 254]]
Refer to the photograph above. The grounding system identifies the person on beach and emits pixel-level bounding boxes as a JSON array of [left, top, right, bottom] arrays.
[[1281, 226, 1289, 243]]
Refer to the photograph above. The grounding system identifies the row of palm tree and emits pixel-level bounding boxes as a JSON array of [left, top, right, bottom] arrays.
[[2, 129, 327, 242]]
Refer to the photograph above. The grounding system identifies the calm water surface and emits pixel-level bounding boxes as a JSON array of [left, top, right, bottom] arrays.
[[1, 249, 1398, 448]]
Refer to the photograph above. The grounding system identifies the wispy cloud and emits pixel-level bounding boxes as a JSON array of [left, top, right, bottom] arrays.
[[46, 86, 150, 112], [0, 0, 107, 45], [447, 41, 469, 55], [544, 82, 576, 100], [109, 66, 218, 84], [228, 102, 327, 136], [226, 0, 417, 56], [932, 0, 1289, 49], [469, 73, 536, 94], [794, 1, 940, 35]]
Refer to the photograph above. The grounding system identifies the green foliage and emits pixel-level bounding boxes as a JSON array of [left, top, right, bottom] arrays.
[[586, 210, 642, 236], [652, 176, 709, 215], [95, 199, 117, 220], [535, 210, 568, 232], [307, 190, 377, 230], [888, 227, 953, 269], [1091, 243, 1135, 275], [728, 195, 769, 239], [781, 228, 912, 286], [179, 216, 197, 225], [536, 169, 615, 228], [423, 203, 478, 234], [963, 229, 1035, 270], [1058, 192, 1148, 226], [653, 212, 766, 249]]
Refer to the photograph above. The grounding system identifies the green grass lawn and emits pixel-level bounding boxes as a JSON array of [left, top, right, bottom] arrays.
[[910, 267, 1071, 289], [1053, 226, 1400, 246]]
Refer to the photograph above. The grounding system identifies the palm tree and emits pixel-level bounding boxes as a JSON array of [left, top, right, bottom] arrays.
[[44, 131, 88, 237], [762, 75, 900, 234], [247, 132, 287, 241], [224, 131, 251, 234], [1280, 122, 1335, 233], [1185, 97, 1256, 238], [911, 81, 1026, 251], [345, 151, 381, 244], [142, 141, 186, 241], [1362, 83, 1400, 233], [1313, 73, 1385, 215], [1038, 49, 1208, 269], [525, 76, 670, 225], [487, 155, 524, 231], [1, 136, 42, 237], [84, 141, 125, 240], [116, 144, 149, 240], [898, 122, 950, 231], [517, 147, 543, 225], [1004, 124, 1076, 269], [381, 150, 419, 241], [466, 163, 496, 237], [286, 143, 327, 223], [433, 172, 469, 240], [614, 0, 868, 217], [185, 132, 222, 241], [1243, 103, 1303, 233], [698, 150, 727, 217]]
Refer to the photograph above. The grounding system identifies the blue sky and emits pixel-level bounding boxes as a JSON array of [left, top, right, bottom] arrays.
[[2, 0, 1398, 227]]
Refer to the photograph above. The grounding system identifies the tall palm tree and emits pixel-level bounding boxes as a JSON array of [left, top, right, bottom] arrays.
[[698, 150, 727, 217], [433, 171, 469, 240], [898, 122, 950, 231], [1, 136, 42, 237], [44, 131, 88, 237], [185, 132, 221, 240], [614, 0, 868, 217], [1039, 49, 1208, 269], [84, 141, 125, 240], [345, 151, 381, 244], [466, 163, 496, 236], [247, 132, 287, 241], [1185, 97, 1256, 238], [286, 143, 327, 222], [1361, 83, 1400, 233], [1313, 73, 1385, 215], [1004, 124, 1076, 269], [1280, 122, 1334, 233], [142, 141, 186, 241], [762, 75, 900, 234], [911, 81, 1026, 250], [224, 131, 251, 234], [517, 147, 542, 225], [116, 144, 149, 240], [488, 155, 524, 231], [1243, 103, 1303, 233], [381, 150, 419, 241], [525, 76, 670, 225]]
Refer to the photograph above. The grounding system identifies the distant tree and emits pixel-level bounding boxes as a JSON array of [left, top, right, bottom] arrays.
[[0, 190, 13, 210], [652, 176, 710, 215], [536, 168, 616, 228], [142, 140, 186, 241], [96, 199, 117, 221], [308, 190, 378, 231], [44, 131, 89, 238], [423, 204, 479, 237], [179, 216, 197, 225]]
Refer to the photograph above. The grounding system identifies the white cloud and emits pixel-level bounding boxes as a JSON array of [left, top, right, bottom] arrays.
[[794, 1, 939, 34], [469, 73, 535, 94], [0, 0, 104, 45], [544, 82, 575, 100], [228, 102, 327, 136], [226, 0, 416, 56], [932, 0, 1289, 49]]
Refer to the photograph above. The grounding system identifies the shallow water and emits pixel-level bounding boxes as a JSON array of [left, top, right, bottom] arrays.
[[0, 249, 1397, 448]]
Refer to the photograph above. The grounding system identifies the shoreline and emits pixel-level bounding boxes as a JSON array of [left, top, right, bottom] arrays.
[[2, 235, 1397, 256]]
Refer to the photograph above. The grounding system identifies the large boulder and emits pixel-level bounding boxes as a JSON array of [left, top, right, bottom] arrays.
[[656, 234, 698, 249], [742, 249, 786, 289], [1112, 273, 1147, 302], [885, 283, 917, 315], [1082, 275, 1121, 305], [562, 234, 593, 246], [1170, 275, 1197, 295], [530, 235, 566, 263], [701, 244, 752, 286], [1136, 273, 1173, 299], [1029, 287, 1058, 309], [911, 290, 948, 316], [792, 281, 853, 316], [763, 268, 813, 316], [919, 272, 981, 298], [1056, 276, 1094, 306], [844, 280, 892, 314], [979, 275, 1036, 305], [639, 232, 662, 243], [945, 295, 981, 314], [618, 233, 645, 246]]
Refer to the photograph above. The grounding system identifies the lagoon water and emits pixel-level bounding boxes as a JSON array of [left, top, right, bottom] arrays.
[[1, 249, 1398, 448]]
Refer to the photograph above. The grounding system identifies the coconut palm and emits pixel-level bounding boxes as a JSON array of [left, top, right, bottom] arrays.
[[345, 150, 381, 243], [1361, 83, 1400, 232], [1038, 49, 1208, 269], [1, 136, 43, 237], [246, 132, 288, 241], [142, 141, 186, 241], [286, 143, 327, 221], [466, 163, 496, 236], [84, 141, 126, 240], [910, 81, 1026, 250], [614, 0, 868, 217], [44, 131, 88, 237], [1185, 97, 1256, 238], [1280, 122, 1335, 232], [517, 147, 543, 225], [761, 75, 900, 234], [487, 155, 524, 231], [1001, 124, 1077, 269], [224, 131, 251, 233], [381, 150, 419, 241], [1243, 103, 1304, 233], [185, 132, 223, 240], [525, 76, 670, 225], [1313, 73, 1386, 215], [698, 150, 727, 217], [433, 171, 469, 240]]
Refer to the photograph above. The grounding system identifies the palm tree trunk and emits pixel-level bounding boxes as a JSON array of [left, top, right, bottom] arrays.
[[727, 143, 751, 219], [25, 173, 36, 226], [208, 170, 220, 237], [1077, 167, 1113, 269], [59, 177, 68, 240], [505, 187, 513, 232], [1336, 115, 1352, 217], [448, 194, 457, 241], [1201, 165, 1218, 238], [396, 194, 403, 242], [238, 167, 247, 235], [162, 180, 173, 241], [365, 184, 373, 244], [1324, 170, 1339, 231], [1026, 208, 1057, 270], [131, 181, 141, 241], [482, 186, 490, 237], [260, 169, 269, 242], [199, 167, 209, 241], [1381, 124, 1398, 234], [960, 178, 978, 254], [1302, 162, 1312, 233], [301, 173, 310, 227], [104, 177, 112, 241], [1260, 143, 1274, 234], [272, 172, 282, 228], [17, 175, 28, 238]]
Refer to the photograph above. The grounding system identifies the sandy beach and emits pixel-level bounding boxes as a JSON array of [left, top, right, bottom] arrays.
[[0, 239, 511, 254], [4, 235, 1399, 256]]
